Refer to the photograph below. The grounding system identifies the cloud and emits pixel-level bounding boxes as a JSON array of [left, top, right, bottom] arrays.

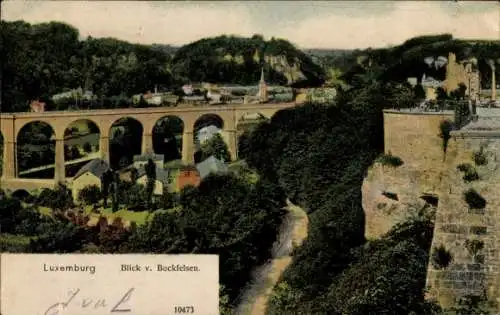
[[276, 1, 499, 49], [2, 1, 256, 45]]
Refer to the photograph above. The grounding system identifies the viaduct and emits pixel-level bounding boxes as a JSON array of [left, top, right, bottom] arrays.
[[0, 102, 296, 192]]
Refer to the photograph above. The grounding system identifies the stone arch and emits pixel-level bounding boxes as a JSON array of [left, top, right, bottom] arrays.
[[12, 189, 31, 201], [152, 115, 184, 164], [64, 119, 101, 177], [109, 117, 144, 170], [193, 113, 225, 132], [16, 121, 56, 179], [15, 119, 57, 139]]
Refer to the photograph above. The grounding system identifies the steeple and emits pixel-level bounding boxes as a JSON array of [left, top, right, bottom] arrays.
[[258, 67, 268, 102]]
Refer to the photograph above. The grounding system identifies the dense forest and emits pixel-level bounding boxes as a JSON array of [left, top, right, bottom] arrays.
[[0, 21, 325, 112], [0, 170, 286, 308], [310, 34, 500, 89], [238, 85, 484, 314]]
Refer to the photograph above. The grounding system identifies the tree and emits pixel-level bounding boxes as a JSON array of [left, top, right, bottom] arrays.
[[450, 83, 467, 101], [101, 169, 114, 207], [36, 184, 73, 213], [390, 83, 415, 109], [78, 185, 102, 205], [161, 190, 175, 210], [144, 158, 156, 209], [82, 142, 92, 154], [200, 133, 231, 162]]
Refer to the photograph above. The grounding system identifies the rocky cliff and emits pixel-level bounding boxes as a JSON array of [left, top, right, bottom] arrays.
[[171, 35, 325, 86]]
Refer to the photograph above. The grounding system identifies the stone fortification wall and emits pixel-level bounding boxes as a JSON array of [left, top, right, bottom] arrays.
[[363, 110, 454, 239], [426, 132, 500, 311], [365, 110, 500, 311]]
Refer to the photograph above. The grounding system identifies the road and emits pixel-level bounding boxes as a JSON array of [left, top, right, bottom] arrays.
[[233, 199, 308, 315]]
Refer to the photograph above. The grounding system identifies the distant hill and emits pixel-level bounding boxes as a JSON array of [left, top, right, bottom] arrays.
[[300, 35, 500, 89], [150, 44, 179, 56], [171, 35, 326, 87], [340, 34, 500, 87]]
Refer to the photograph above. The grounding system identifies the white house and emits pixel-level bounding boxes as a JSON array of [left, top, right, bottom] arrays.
[[71, 159, 110, 202], [196, 125, 221, 148], [136, 167, 171, 195], [196, 156, 229, 180]]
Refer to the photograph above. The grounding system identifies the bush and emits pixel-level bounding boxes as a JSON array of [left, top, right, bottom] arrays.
[[78, 185, 102, 205], [36, 184, 74, 211], [160, 190, 175, 209], [473, 148, 487, 166], [465, 239, 484, 257], [457, 163, 473, 172], [376, 153, 404, 167], [464, 189, 486, 210], [431, 245, 453, 269], [463, 168, 479, 182]]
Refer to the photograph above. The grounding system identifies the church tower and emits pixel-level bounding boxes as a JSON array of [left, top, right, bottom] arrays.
[[258, 67, 268, 103]]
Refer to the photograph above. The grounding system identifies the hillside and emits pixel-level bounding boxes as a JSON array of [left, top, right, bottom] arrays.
[[340, 34, 500, 87], [171, 35, 326, 87]]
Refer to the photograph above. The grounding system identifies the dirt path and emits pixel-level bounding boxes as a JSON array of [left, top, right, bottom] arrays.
[[233, 199, 308, 315]]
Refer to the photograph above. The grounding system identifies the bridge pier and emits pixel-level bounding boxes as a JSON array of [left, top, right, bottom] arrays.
[[224, 129, 238, 161], [142, 133, 154, 154], [2, 141, 16, 179], [99, 135, 110, 163], [182, 131, 194, 164], [54, 138, 65, 184]]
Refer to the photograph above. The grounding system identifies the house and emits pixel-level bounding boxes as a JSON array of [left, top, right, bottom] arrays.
[[182, 84, 194, 95], [136, 166, 171, 195], [133, 153, 164, 170], [196, 156, 228, 180], [176, 165, 201, 191], [72, 159, 110, 202], [196, 125, 221, 147], [30, 100, 46, 113], [52, 88, 94, 102], [183, 95, 206, 105], [207, 90, 223, 104], [421, 74, 444, 101], [143, 91, 163, 105], [407, 77, 418, 87]]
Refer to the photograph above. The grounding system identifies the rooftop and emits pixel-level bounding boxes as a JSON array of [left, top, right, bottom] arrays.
[[133, 152, 164, 162], [196, 155, 228, 180], [74, 159, 110, 180], [137, 166, 170, 183]]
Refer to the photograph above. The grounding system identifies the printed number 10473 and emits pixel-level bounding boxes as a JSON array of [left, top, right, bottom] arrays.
[[174, 306, 195, 313]]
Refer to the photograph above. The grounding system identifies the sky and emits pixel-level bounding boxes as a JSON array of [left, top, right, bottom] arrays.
[[2, 1, 499, 49]]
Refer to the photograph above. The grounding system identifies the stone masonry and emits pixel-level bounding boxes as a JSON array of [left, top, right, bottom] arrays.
[[426, 120, 500, 311], [366, 110, 500, 311]]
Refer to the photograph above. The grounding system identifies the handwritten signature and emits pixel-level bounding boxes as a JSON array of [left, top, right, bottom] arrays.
[[44, 288, 134, 315]]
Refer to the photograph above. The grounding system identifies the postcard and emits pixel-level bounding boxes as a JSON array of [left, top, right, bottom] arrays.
[[1, 1, 499, 315]]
